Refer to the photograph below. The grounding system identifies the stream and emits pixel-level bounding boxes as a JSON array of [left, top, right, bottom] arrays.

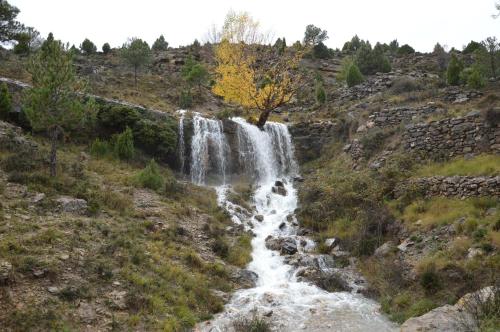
[[179, 113, 397, 331]]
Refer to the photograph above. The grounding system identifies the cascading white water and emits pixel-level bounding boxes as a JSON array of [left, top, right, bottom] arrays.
[[177, 110, 187, 174], [189, 115, 397, 332], [190, 113, 228, 185]]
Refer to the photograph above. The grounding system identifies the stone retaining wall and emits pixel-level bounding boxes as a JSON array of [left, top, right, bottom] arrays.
[[369, 105, 444, 127], [404, 111, 499, 158], [402, 176, 500, 198]]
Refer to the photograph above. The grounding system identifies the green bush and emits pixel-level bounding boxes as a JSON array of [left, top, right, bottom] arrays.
[[346, 63, 364, 87], [390, 77, 422, 94], [0, 82, 12, 120], [179, 90, 193, 108], [112, 127, 134, 160], [462, 66, 486, 89], [447, 53, 463, 85], [133, 118, 178, 157], [355, 43, 391, 75], [233, 315, 270, 332], [419, 265, 441, 293], [315, 84, 326, 104], [398, 44, 415, 55], [463, 40, 484, 54], [135, 159, 165, 191], [89, 138, 109, 157], [80, 38, 97, 55], [102, 43, 111, 54], [313, 42, 332, 59], [97, 105, 140, 134]]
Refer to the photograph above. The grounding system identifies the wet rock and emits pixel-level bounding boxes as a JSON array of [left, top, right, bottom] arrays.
[[274, 180, 285, 187], [0, 260, 12, 284], [56, 196, 88, 215], [272, 186, 287, 196], [279, 222, 286, 230], [296, 268, 352, 292], [232, 269, 258, 288], [281, 238, 297, 255], [265, 236, 282, 251], [254, 215, 264, 222]]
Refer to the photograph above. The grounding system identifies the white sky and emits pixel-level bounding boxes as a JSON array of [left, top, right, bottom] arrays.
[[9, 0, 500, 53]]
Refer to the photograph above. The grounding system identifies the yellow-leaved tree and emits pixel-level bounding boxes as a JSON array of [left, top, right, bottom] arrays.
[[211, 11, 302, 128]]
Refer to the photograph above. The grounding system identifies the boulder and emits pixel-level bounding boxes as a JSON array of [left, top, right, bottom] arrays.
[[56, 196, 88, 215], [232, 269, 258, 288], [272, 186, 287, 196], [281, 238, 297, 255], [274, 180, 285, 187], [254, 215, 264, 222], [265, 236, 282, 251], [374, 241, 395, 258]]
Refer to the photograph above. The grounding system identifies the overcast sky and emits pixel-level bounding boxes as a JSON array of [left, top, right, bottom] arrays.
[[10, 0, 500, 52]]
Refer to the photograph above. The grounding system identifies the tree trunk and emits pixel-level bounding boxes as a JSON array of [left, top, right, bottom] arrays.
[[256, 109, 271, 129], [49, 126, 60, 177]]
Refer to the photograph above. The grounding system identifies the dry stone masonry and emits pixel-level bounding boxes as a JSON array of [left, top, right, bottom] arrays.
[[404, 111, 500, 158], [369, 105, 445, 127], [402, 176, 500, 198]]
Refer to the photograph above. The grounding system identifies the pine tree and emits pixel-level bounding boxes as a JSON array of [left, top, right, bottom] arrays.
[[0, 0, 21, 42], [102, 43, 111, 54], [447, 53, 463, 85], [152, 35, 168, 52], [346, 63, 364, 87], [121, 38, 152, 88], [24, 33, 95, 176], [80, 38, 97, 55]]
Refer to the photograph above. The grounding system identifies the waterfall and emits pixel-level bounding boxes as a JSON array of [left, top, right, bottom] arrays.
[[190, 113, 228, 185], [232, 117, 297, 183], [183, 113, 396, 331], [177, 110, 186, 174]]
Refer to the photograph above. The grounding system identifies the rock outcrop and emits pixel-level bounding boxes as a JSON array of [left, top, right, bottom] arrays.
[[401, 287, 495, 332]]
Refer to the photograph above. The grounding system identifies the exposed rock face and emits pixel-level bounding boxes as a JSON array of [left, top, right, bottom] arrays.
[[289, 121, 348, 164], [399, 176, 500, 198], [0, 120, 37, 151], [404, 112, 499, 158], [56, 196, 88, 215], [401, 305, 468, 332], [400, 287, 495, 332], [369, 105, 445, 127]]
